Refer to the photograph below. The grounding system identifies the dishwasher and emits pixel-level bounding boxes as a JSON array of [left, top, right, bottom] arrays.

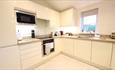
[[42, 38, 54, 56]]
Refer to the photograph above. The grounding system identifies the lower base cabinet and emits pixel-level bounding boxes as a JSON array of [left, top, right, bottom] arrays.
[[75, 40, 91, 62], [111, 44, 115, 70], [61, 38, 74, 56], [19, 42, 42, 70], [54, 38, 114, 69], [91, 41, 112, 68], [54, 38, 62, 53], [2, 38, 114, 70], [0, 46, 21, 70]]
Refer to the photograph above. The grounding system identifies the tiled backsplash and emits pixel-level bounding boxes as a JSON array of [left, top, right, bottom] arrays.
[[16, 24, 38, 38], [16, 22, 80, 39], [57, 26, 80, 34]]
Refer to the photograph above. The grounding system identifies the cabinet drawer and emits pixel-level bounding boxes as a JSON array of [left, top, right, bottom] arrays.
[[20, 42, 41, 50], [19, 42, 42, 69], [20, 46, 42, 56], [22, 53, 42, 69], [21, 50, 42, 60]]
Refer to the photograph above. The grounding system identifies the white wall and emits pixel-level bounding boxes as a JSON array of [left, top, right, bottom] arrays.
[[16, 24, 38, 38], [36, 19, 50, 35], [77, 1, 115, 35]]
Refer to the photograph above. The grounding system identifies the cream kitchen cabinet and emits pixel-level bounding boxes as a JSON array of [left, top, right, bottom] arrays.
[[37, 7, 60, 27], [0, 1, 17, 47], [92, 41, 112, 68], [36, 5, 50, 20], [61, 38, 74, 56], [0, 46, 21, 70], [111, 43, 115, 70], [60, 8, 77, 26], [48, 9, 60, 27], [75, 40, 91, 61], [19, 42, 42, 70], [55, 38, 62, 53], [14, 0, 37, 13]]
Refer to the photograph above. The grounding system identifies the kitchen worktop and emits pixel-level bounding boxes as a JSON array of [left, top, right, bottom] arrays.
[[54, 35, 115, 43], [17, 35, 115, 45], [17, 38, 42, 45], [17, 37, 54, 45]]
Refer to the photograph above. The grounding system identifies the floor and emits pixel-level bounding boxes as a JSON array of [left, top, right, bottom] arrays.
[[35, 54, 100, 70]]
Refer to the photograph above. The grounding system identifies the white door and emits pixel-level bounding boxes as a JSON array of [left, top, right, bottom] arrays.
[[62, 38, 74, 56], [111, 43, 115, 70], [55, 38, 62, 53], [75, 40, 91, 61], [19, 42, 42, 70], [0, 46, 21, 70], [92, 41, 112, 68]]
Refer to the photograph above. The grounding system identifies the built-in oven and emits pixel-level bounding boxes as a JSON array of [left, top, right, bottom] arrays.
[[42, 38, 54, 56]]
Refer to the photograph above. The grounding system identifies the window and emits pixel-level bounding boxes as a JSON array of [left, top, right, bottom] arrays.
[[81, 9, 98, 32]]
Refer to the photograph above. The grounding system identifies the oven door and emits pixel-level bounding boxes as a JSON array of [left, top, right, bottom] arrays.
[[43, 39, 54, 55]]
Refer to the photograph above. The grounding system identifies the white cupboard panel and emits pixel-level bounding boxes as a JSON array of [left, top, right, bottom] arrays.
[[0, 46, 21, 70], [60, 8, 77, 26], [62, 38, 74, 56], [92, 41, 112, 68], [75, 40, 91, 61], [22, 53, 42, 69], [19, 42, 42, 70], [111, 44, 115, 70], [0, 1, 17, 47], [55, 38, 62, 53]]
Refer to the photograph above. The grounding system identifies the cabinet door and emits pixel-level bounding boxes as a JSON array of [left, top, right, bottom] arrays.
[[0, 46, 21, 70], [60, 8, 77, 26], [19, 42, 42, 70], [48, 9, 60, 27], [55, 38, 62, 53], [36, 5, 50, 20], [62, 38, 74, 56], [14, 1, 36, 13], [0, 1, 17, 47], [111, 44, 115, 70], [75, 40, 91, 61], [92, 41, 112, 68]]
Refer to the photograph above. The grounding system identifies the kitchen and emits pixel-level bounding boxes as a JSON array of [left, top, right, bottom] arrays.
[[0, 0, 115, 70]]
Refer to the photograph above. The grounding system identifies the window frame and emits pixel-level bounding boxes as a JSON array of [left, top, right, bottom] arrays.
[[80, 8, 98, 33]]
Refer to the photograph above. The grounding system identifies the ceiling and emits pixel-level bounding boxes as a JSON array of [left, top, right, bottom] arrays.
[[31, 0, 103, 12]]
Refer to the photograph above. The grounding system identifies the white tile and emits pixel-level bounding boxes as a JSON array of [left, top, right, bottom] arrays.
[[35, 54, 100, 70]]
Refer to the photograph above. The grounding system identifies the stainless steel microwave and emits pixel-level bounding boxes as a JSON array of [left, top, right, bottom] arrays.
[[16, 12, 35, 24]]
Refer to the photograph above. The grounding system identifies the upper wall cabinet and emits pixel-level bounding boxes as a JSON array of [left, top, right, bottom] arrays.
[[60, 8, 78, 26], [36, 5, 50, 20], [14, 1, 37, 13], [36, 6, 60, 27], [0, 1, 17, 47], [48, 9, 60, 27]]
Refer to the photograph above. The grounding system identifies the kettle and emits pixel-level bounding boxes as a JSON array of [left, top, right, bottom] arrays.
[[60, 31, 64, 35]]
